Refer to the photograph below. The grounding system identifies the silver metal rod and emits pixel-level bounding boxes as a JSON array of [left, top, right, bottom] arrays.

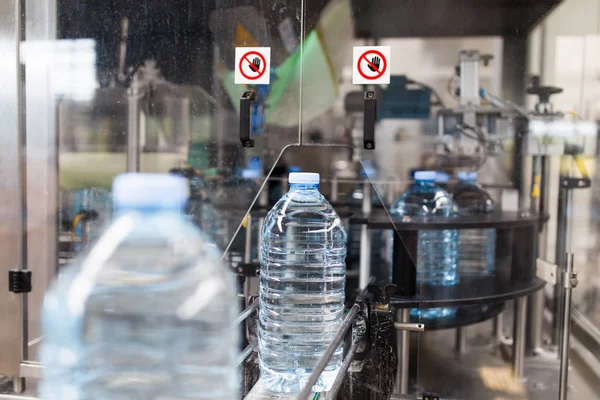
[[328, 339, 359, 398], [12, 378, 24, 394], [554, 184, 570, 345], [244, 215, 253, 264], [359, 181, 372, 289], [493, 312, 504, 344], [236, 342, 257, 366], [235, 300, 259, 326], [512, 296, 528, 379], [456, 327, 467, 354], [126, 79, 142, 172], [394, 322, 425, 332], [559, 253, 575, 400], [331, 177, 338, 202], [395, 308, 410, 395], [297, 304, 360, 400], [359, 225, 371, 290]]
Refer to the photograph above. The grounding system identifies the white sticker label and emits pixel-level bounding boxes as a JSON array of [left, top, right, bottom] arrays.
[[235, 47, 271, 85], [352, 46, 391, 85]]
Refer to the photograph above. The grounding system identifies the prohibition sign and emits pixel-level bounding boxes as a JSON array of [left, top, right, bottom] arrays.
[[239, 50, 267, 81], [357, 49, 387, 80]]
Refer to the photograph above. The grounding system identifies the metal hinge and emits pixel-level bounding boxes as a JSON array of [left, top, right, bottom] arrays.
[[8, 270, 32, 293]]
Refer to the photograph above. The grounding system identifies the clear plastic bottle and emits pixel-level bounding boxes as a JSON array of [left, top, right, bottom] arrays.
[[259, 172, 347, 393], [390, 170, 458, 319], [40, 173, 239, 400], [452, 171, 496, 276]]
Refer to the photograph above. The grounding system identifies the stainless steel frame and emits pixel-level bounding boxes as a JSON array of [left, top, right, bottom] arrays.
[[0, 0, 26, 379], [23, 0, 58, 365]]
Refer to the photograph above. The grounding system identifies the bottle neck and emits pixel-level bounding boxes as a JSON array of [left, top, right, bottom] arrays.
[[415, 180, 434, 186], [289, 183, 319, 191]]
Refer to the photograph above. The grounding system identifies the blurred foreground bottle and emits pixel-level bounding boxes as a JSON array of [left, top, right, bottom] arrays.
[[40, 173, 239, 399]]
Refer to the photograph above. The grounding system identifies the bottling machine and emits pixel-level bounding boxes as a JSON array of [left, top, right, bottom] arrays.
[[1, 0, 600, 399]]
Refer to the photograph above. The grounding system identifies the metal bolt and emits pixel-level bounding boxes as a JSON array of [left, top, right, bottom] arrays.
[[366, 92, 374, 99], [570, 272, 579, 288], [245, 141, 252, 147], [366, 143, 373, 149]]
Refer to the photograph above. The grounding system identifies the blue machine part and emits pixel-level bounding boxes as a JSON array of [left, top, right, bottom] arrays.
[[251, 74, 274, 135], [379, 75, 431, 120]]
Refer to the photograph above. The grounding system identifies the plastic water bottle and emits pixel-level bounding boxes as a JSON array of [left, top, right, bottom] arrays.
[[390, 170, 458, 319], [259, 172, 347, 393], [452, 171, 496, 276], [40, 173, 239, 400]]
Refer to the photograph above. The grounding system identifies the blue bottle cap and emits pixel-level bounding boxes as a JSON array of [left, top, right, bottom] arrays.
[[289, 172, 319, 185], [414, 171, 436, 181]]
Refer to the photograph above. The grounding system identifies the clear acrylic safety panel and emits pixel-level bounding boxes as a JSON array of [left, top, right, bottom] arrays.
[[21, 0, 303, 363], [297, 1, 422, 398]]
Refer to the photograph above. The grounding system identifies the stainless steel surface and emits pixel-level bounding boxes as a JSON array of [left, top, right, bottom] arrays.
[[0, 0, 25, 377], [236, 343, 257, 366], [297, 303, 360, 400], [359, 182, 372, 289], [19, 362, 43, 380], [513, 296, 528, 379], [394, 322, 425, 332], [456, 327, 467, 354], [235, 301, 259, 326], [395, 309, 410, 395], [559, 253, 576, 400]]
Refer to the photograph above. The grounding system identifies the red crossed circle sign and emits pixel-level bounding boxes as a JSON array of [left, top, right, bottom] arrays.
[[239, 50, 267, 80], [357, 49, 387, 80]]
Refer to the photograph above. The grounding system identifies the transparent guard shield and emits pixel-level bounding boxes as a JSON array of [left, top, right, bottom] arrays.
[[22, 0, 304, 365]]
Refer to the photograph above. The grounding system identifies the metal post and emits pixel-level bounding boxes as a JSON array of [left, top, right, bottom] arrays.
[[126, 76, 143, 172], [243, 215, 252, 303], [493, 313, 504, 344], [331, 177, 338, 202], [554, 183, 570, 346], [359, 181, 372, 289], [559, 253, 577, 400], [527, 155, 546, 354], [12, 378, 24, 394], [456, 327, 467, 355], [513, 296, 528, 379], [394, 308, 410, 394]]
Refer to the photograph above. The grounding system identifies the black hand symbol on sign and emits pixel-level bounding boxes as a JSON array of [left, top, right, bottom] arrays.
[[248, 57, 261, 72], [367, 56, 381, 72]]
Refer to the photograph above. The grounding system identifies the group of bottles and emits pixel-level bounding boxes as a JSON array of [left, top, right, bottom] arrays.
[[390, 170, 496, 319], [41, 171, 346, 398]]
